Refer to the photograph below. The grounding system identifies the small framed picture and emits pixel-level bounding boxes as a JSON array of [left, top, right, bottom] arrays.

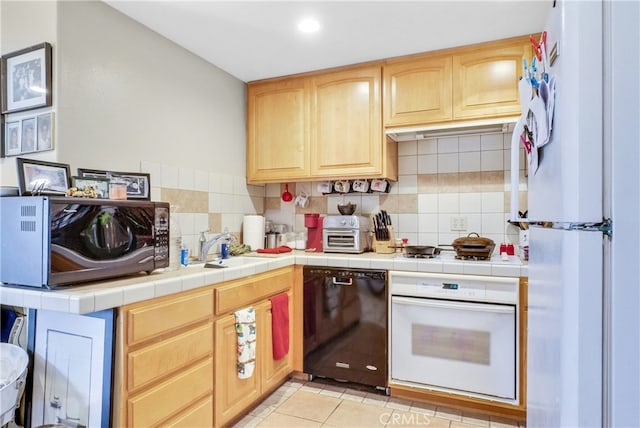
[[20, 117, 36, 153], [71, 176, 110, 198], [1, 110, 54, 157], [4, 120, 22, 156], [1, 42, 53, 114], [37, 112, 53, 151], [17, 157, 71, 196], [78, 169, 151, 200]]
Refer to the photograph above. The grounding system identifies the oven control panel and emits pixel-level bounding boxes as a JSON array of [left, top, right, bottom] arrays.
[[389, 271, 518, 304]]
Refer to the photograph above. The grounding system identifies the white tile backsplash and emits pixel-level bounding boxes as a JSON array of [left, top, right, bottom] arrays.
[[459, 151, 480, 172], [178, 167, 195, 190], [397, 174, 418, 194], [194, 170, 209, 192], [437, 153, 459, 173], [482, 213, 506, 234], [481, 150, 504, 171], [417, 154, 438, 174], [398, 155, 418, 175], [459, 193, 482, 213], [161, 164, 179, 189], [397, 213, 419, 233], [398, 140, 417, 156], [458, 135, 481, 152], [480, 133, 504, 150], [418, 194, 438, 213], [437, 137, 458, 153], [417, 138, 438, 155], [418, 213, 438, 233], [147, 129, 524, 253], [481, 192, 504, 213], [438, 193, 459, 213]]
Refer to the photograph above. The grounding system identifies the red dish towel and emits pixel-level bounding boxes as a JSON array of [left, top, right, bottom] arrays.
[[270, 292, 289, 360], [257, 246, 293, 254]]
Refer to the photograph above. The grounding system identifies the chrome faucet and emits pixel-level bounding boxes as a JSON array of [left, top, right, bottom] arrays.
[[198, 230, 236, 262]]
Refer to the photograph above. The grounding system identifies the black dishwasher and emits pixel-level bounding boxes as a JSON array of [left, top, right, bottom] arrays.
[[303, 266, 388, 393]]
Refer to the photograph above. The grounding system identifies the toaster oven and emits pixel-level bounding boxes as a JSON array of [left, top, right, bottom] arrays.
[[322, 215, 370, 253]]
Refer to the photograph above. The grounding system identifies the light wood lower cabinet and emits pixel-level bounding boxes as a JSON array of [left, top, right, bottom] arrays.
[[214, 310, 262, 426], [114, 267, 296, 428], [115, 287, 215, 427], [214, 270, 295, 427]]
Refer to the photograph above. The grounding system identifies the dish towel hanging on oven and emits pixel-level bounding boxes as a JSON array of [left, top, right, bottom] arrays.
[[270, 293, 289, 360], [234, 306, 256, 379]]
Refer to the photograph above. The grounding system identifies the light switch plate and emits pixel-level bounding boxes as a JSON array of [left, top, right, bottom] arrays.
[[450, 216, 467, 231]]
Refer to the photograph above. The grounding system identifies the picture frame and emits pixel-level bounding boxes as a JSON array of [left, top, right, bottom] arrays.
[[1, 42, 53, 114], [1, 110, 54, 158], [17, 157, 71, 196], [27, 308, 114, 428], [78, 168, 151, 200], [71, 176, 110, 198]]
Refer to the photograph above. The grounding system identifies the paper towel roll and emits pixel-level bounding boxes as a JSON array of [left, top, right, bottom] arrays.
[[243, 215, 265, 250]]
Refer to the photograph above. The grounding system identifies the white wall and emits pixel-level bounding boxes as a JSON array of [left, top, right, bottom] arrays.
[[55, 0, 246, 176], [1, 0, 247, 185]]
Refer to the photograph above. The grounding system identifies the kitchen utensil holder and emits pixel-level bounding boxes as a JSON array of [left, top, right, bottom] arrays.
[[372, 226, 395, 254]]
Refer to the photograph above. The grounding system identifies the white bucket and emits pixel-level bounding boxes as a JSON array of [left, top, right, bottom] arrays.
[[0, 343, 29, 426]]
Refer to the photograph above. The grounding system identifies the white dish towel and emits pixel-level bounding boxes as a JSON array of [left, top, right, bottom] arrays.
[[234, 307, 256, 379]]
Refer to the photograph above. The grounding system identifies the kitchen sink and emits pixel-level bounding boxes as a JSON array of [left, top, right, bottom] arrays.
[[185, 256, 254, 269]]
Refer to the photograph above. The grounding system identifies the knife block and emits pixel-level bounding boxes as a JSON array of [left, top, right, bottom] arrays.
[[373, 226, 395, 254]]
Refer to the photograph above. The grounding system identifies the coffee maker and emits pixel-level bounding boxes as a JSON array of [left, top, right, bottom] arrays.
[[304, 213, 323, 252]]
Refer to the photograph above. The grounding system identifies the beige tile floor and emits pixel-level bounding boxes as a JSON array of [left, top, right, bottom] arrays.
[[232, 379, 525, 428]]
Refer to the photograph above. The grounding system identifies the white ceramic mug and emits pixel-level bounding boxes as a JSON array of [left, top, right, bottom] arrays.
[[295, 192, 309, 208]]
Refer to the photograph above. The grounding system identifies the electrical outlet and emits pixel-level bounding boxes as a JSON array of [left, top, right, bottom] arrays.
[[450, 216, 467, 231]]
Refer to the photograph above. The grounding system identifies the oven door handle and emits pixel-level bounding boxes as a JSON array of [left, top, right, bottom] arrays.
[[333, 277, 353, 286], [392, 296, 514, 314]]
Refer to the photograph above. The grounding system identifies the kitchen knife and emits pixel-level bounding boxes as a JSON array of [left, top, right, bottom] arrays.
[[373, 216, 380, 240]]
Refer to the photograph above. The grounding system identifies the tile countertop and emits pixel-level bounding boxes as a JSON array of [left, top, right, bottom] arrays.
[[0, 251, 527, 315]]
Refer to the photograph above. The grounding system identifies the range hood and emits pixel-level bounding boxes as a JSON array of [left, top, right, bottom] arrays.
[[386, 117, 518, 142]]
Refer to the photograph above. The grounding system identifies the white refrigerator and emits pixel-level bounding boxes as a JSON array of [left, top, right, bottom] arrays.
[[524, 1, 640, 427]]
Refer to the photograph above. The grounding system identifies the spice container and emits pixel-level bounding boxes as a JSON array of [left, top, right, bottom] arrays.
[[109, 179, 127, 200]]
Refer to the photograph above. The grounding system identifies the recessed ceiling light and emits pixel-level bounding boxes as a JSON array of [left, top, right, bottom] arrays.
[[297, 18, 320, 33]]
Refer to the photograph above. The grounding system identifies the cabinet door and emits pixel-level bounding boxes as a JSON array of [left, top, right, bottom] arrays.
[[247, 77, 310, 183], [258, 294, 294, 394], [310, 65, 382, 178], [452, 40, 530, 119], [384, 55, 453, 127], [214, 311, 262, 427]]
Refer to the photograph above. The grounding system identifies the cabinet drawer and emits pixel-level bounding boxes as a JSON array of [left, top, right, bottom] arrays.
[[127, 323, 213, 391], [163, 396, 213, 428], [126, 288, 213, 346], [215, 267, 293, 314], [128, 358, 213, 427]]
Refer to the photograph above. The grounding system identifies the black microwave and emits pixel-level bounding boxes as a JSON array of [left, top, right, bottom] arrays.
[[0, 196, 170, 288]]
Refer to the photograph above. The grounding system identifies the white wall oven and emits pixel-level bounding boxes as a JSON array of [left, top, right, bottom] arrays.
[[389, 271, 519, 404]]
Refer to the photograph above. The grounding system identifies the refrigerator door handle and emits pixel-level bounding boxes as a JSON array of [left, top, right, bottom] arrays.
[[529, 218, 613, 236]]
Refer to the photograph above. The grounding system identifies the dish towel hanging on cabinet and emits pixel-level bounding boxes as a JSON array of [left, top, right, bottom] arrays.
[[269, 293, 289, 360], [234, 306, 256, 379]]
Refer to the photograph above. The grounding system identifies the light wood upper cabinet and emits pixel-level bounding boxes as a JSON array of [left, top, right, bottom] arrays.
[[384, 54, 453, 127], [383, 36, 531, 128], [247, 64, 396, 183], [310, 65, 383, 178], [453, 39, 531, 120], [247, 77, 310, 182]]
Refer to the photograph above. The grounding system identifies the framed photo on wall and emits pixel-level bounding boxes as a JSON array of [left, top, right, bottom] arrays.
[[17, 157, 71, 196], [1, 110, 54, 158], [1, 42, 53, 114]]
